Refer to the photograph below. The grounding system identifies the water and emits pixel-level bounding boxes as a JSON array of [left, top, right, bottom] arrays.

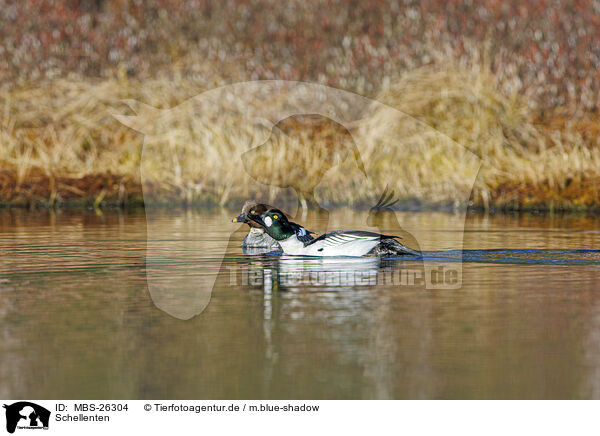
[[1, 208, 599, 399]]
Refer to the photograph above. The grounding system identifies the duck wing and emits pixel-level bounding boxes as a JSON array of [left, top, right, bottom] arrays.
[[289, 222, 315, 243], [304, 230, 399, 248]]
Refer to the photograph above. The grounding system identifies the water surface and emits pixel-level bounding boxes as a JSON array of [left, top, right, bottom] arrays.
[[1, 208, 599, 399]]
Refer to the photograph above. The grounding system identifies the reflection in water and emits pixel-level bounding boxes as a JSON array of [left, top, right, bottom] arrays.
[[242, 246, 279, 256], [236, 256, 424, 293], [1, 209, 600, 398]]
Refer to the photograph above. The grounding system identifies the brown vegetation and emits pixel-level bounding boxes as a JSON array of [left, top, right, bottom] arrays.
[[1, 1, 599, 211]]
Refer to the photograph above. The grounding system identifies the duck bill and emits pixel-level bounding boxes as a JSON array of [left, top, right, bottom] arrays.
[[232, 213, 248, 223], [246, 213, 266, 227]]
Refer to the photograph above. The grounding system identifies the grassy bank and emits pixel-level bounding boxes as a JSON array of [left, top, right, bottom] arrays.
[[1, 1, 599, 211], [1, 62, 600, 211], [2, 59, 600, 212]]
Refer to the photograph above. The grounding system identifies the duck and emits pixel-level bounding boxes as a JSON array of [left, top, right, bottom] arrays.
[[232, 200, 314, 250], [232, 200, 280, 250], [247, 209, 419, 257]]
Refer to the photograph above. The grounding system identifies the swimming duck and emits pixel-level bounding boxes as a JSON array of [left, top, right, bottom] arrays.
[[232, 200, 281, 250], [248, 209, 419, 257], [232, 200, 314, 250]]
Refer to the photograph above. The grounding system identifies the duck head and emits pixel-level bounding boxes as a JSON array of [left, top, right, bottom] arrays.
[[232, 200, 270, 228], [247, 209, 296, 241]]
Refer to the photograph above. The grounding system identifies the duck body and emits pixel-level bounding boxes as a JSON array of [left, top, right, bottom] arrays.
[[248, 209, 419, 258], [278, 230, 414, 257], [242, 227, 279, 249]]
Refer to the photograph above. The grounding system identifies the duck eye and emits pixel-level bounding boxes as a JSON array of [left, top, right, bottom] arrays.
[[273, 214, 279, 220]]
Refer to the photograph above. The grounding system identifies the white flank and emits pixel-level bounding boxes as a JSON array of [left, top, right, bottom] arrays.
[[279, 233, 382, 257]]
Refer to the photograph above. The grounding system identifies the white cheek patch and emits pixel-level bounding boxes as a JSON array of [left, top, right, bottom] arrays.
[[297, 227, 306, 236], [264, 216, 273, 227]]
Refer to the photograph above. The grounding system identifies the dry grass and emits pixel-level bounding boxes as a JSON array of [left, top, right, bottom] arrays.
[[375, 62, 600, 210], [0, 57, 599, 211], [2, 1, 600, 210]]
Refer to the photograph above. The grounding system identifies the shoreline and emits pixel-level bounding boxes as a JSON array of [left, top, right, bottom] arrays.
[[2, 170, 599, 214], [1, 189, 599, 216]]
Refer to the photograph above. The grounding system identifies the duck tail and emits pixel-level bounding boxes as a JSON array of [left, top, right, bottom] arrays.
[[385, 238, 420, 256]]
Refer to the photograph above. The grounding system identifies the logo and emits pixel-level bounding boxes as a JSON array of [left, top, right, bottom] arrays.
[[3, 402, 50, 434], [115, 80, 479, 319]]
